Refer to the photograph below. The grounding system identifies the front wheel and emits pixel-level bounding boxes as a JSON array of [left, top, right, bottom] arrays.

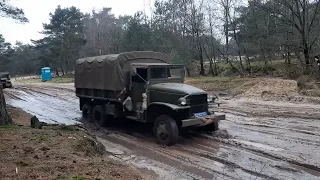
[[153, 115, 179, 146]]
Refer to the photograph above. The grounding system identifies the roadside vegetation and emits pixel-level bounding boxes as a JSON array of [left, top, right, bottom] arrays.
[[186, 77, 258, 95], [1, 0, 320, 80], [0, 106, 148, 180], [14, 76, 74, 84], [14, 72, 320, 100], [0, 0, 319, 103]]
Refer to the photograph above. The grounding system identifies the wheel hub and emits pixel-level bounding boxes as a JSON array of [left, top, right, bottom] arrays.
[[157, 123, 169, 141]]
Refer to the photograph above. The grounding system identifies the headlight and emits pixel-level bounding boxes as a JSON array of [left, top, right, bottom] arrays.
[[178, 97, 187, 106]]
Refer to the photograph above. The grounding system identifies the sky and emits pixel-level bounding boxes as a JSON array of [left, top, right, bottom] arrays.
[[0, 0, 154, 45]]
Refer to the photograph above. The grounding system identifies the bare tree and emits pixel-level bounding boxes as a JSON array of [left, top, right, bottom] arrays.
[[203, 4, 219, 75], [267, 0, 320, 72], [218, 0, 244, 74], [190, 0, 206, 75], [220, 0, 232, 64]]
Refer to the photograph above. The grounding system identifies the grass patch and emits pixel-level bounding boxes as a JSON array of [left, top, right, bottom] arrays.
[[71, 177, 89, 180], [186, 76, 259, 95], [212, 59, 303, 77], [51, 77, 74, 83], [38, 134, 50, 142], [297, 76, 320, 97], [74, 136, 105, 157], [16, 77, 74, 84], [56, 124, 79, 131], [0, 124, 19, 130]]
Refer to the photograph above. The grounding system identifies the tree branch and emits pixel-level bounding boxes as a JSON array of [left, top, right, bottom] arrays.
[[308, 0, 320, 33], [309, 34, 320, 50]]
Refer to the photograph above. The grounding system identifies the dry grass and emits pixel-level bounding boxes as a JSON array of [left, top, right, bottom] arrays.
[[186, 77, 261, 95], [297, 76, 320, 97], [243, 78, 297, 97], [15, 77, 74, 84], [185, 76, 314, 102], [186, 76, 320, 103]]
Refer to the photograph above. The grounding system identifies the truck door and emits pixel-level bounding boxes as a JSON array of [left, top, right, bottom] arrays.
[[131, 68, 148, 111]]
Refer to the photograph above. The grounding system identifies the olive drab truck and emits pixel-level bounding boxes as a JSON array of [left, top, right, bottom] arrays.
[[75, 51, 225, 145], [0, 72, 12, 89]]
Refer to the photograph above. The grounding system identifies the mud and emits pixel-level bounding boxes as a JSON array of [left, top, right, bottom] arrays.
[[4, 83, 320, 180]]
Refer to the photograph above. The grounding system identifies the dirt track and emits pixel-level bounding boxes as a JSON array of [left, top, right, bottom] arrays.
[[4, 83, 320, 180]]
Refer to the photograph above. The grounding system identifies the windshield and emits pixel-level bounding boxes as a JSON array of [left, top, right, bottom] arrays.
[[0, 74, 9, 79], [150, 67, 185, 79]]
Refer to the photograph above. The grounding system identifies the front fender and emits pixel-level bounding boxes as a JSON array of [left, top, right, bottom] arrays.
[[147, 102, 189, 111]]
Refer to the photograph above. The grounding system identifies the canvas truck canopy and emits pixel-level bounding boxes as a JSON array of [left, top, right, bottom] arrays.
[[75, 51, 170, 91]]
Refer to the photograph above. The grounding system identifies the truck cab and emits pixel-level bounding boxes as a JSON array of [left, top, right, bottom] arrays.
[[124, 63, 225, 145], [0, 72, 12, 89]]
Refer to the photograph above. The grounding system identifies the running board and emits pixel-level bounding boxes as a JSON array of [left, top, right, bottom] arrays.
[[126, 116, 138, 120], [126, 116, 146, 123]]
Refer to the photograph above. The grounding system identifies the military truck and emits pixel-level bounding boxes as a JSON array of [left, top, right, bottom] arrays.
[[75, 51, 225, 145], [0, 72, 12, 89]]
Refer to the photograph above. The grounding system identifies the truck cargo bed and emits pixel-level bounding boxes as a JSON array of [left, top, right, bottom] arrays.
[[76, 88, 122, 102]]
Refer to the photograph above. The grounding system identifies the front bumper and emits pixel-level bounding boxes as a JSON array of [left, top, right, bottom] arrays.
[[181, 113, 226, 128]]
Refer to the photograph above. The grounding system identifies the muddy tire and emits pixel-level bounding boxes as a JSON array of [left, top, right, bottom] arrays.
[[153, 115, 179, 146], [93, 105, 106, 127], [82, 104, 92, 122]]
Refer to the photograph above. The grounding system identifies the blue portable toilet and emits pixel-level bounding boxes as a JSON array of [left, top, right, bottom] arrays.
[[41, 67, 52, 81]]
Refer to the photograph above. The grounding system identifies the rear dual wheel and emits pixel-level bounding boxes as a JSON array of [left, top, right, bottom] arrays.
[[82, 104, 92, 122], [92, 105, 107, 127], [82, 104, 107, 127], [153, 115, 179, 146]]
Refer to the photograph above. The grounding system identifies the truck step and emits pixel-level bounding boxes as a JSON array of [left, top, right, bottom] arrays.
[[126, 116, 138, 120], [126, 116, 145, 123]]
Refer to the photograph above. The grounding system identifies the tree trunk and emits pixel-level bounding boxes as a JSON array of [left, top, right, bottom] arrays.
[[232, 23, 244, 74], [60, 66, 65, 76], [304, 43, 311, 72], [209, 61, 214, 75], [224, 0, 230, 64], [286, 50, 291, 66], [196, 28, 205, 76], [203, 42, 215, 76], [213, 57, 218, 75], [0, 85, 12, 125], [199, 50, 205, 76]]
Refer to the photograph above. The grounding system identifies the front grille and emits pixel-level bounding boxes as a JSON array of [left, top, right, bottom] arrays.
[[186, 94, 207, 105], [186, 94, 208, 113], [190, 105, 207, 113]]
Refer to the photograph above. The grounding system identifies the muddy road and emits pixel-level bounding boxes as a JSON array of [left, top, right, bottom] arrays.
[[4, 83, 320, 180]]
